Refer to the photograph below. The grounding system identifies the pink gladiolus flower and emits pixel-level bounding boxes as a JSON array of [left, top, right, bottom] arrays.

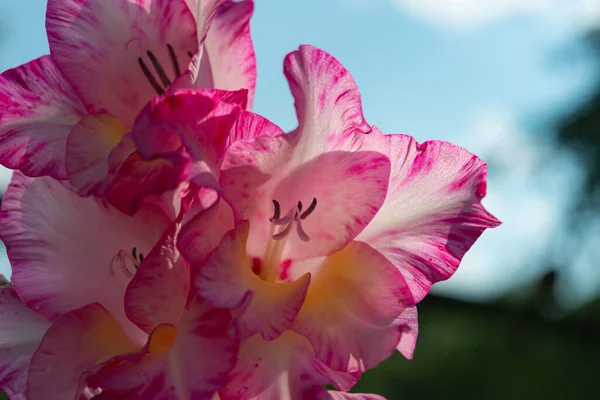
[[124, 44, 498, 397], [0, 4, 499, 394], [0, 0, 256, 203], [0, 175, 239, 399]]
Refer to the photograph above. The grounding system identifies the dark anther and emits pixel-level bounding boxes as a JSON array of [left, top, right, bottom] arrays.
[[139, 253, 144, 263], [300, 198, 318, 220], [270, 200, 281, 221], [146, 50, 172, 88], [132, 247, 137, 260], [138, 57, 165, 95], [297, 201, 303, 213], [187, 51, 194, 58], [167, 44, 182, 78]]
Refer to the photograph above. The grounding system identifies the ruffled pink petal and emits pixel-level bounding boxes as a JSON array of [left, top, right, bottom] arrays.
[[124, 223, 189, 334], [220, 331, 359, 399], [133, 89, 243, 165], [105, 151, 189, 215], [88, 298, 238, 399], [27, 304, 138, 400], [65, 114, 129, 196], [395, 306, 418, 360], [196, 1, 257, 109], [184, 0, 226, 42], [292, 241, 413, 372], [356, 129, 501, 303], [0, 287, 50, 397], [283, 45, 370, 152], [115, 89, 244, 213], [0, 173, 169, 342], [196, 223, 311, 340], [223, 133, 391, 260], [0, 56, 85, 179], [179, 196, 235, 263], [46, 0, 198, 127]]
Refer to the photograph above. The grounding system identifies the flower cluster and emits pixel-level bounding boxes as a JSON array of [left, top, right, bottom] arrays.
[[0, 1, 500, 399]]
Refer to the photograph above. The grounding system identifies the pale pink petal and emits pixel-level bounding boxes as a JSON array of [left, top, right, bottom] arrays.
[[283, 45, 370, 153], [105, 151, 189, 215], [120, 89, 244, 210], [184, 0, 226, 42], [356, 130, 501, 303], [0, 287, 50, 397], [89, 298, 238, 399], [0, 173, 169, 343], [196, 223, 311, 340], [133, 89, 243, 166], [179, 196, 235, 263], [27, 304, 138, 400], [66, 114, 130, 196], [47, 0, 198, 127], [124, 224, 189, 334], [0, 56, 85, 179], [395, 306, 418, 360], [223, 134, 391, 260], [292, 241, 413, 372], [196, 1, 257, 108], [220, 331, 359, 399]]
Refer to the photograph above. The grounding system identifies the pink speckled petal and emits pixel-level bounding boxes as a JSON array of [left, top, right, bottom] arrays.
[[88, 298, 237, 399], [66, 114, 130, 196], [292, 241, 413, 372], [27, 304, 138, 400], [124, 224, 189, 334], [117, 89, 244, 212], [357, 129, 501, 303], [196, 1, 257, 108], [283, 45, 370, 152], [223, 134, 391, 260], [395, 305, 418, 359], [184, 0, 226, 42], [220, 331, 359, 399], [0, 173, 169, 343], [195, 223, 311, 341], [0, 56, 85, 179], [179, 196, 235, 263], [0, 287, 50, 398], [132, 89, 243, 168], [46, 0, 198, 127], [105, 151, 189, 216]]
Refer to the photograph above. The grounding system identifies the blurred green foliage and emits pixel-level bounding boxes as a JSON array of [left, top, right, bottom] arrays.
[[556, 30, 600, 216], [354, 293, 598, 399]]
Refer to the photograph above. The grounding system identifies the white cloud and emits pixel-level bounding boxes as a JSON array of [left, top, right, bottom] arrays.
[[392, 0, 600, 31]]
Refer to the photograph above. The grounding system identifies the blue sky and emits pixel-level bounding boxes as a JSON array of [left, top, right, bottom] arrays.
[[0, 0, 598, 304]]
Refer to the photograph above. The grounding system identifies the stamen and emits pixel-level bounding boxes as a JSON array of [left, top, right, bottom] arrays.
[[138, 57, 165, 95], [296, 217, 311, 242], [167, 44, 182, 77], [187, 51, 194, 58], [139, 253, 144, 263], [272, 209, 295, 226], [132, 247, 137, 260], [300, 198, 318, 220], [273, 219, 294, 241], [297, 201, 303, 215], [270, 200, 281, 221], [110, 250, 138, 277], [146, 50, 172, 88]]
